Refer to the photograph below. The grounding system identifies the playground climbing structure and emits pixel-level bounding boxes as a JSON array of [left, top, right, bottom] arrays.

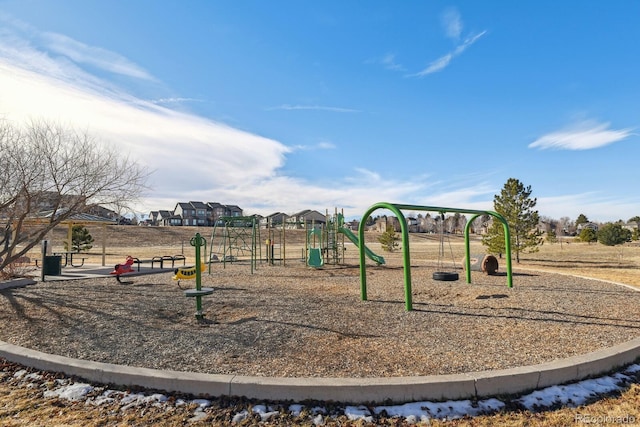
[[208, 216, 259, 274], [305, 208, 385, 267]]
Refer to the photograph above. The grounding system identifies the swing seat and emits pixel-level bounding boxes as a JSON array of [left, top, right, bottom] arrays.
[[433, 271, 459, 281]]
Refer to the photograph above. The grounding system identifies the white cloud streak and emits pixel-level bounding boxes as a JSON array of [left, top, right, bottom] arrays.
[[381, 53, 405, 71], [412, 30, 487, 77], [0, 13, 154, 81], [289, 141, 337, 151], [529, 120, 634, 150], [150, 97, 205, 105], [41, 32, 155, 80], [268, 104, 361, 113], [442, 8, 463, 40]]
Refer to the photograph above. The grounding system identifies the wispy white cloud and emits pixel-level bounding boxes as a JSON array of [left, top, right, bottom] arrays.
[[0, 59, 290, 205], [381, 53, 404, 71], [372, 9, 482, 77], [268, 104, 361, 113], [529, 120, 635, 150], [365, 53, 405, 72], [150, 97, 205, 105], [289, 141, 337, 151], [0, 13, 154, 81], [442, 8, 463, 40], [351, 168, 382, 182], [411, 30, 487, 77], [41, 32, 155, 80], [317, 141, 336, 149]]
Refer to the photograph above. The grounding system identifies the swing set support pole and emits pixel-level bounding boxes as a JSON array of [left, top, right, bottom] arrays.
[[360, 203, 513, 312]]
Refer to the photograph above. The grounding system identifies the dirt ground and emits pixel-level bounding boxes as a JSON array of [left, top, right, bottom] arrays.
[[2, 224, 639, 426]]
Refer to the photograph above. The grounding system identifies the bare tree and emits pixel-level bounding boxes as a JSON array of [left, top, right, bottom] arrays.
[[471, 214, 491, 234], [558, 216, 573, 235], [0, 119, 149, 271]]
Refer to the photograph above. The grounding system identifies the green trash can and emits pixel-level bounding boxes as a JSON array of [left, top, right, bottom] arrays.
[[43, 255, 62, 276]]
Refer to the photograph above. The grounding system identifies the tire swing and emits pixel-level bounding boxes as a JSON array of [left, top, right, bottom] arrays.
[[433, 213, 459, 281]]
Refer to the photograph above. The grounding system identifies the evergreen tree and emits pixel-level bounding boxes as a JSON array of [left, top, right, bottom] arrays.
[[482, 178, 543, 263], [546, 229, 558, 244], [65, 225, 95, 253], [378, 227, 400, 252], [578, 227, 597, 244], [597, 223, 631, 246], [628, 216, 640, 241], [575, 214, 589, 227]]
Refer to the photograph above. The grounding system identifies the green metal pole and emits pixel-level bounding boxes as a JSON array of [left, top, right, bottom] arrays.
[[251, 216, 256, 274], [359, 202, 514, 311], [501, 218, 513, 288], [359, 202, 412, 310], [464, 214, 479, 284], [191, 233, 206, 319]]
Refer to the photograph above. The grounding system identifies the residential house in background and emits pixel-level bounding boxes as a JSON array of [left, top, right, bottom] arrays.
[[148, 211, 159, 225], [260, 212, 289, 228], [174, 202, 197, 226], [158, 210, 180, 226], [576, 222, 599, 233], [225, 205, 243, 217], [207, 202, 227, 225], [406, 216, 420, 233], [148, 202, 244, 227], [344, 219, 360, 231], [286, 209, 326, 229]]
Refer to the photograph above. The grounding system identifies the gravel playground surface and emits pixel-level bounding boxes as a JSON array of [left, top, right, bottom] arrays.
[[1, 262, 639, 378]]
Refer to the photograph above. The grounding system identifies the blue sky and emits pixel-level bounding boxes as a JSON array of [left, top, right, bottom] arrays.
[[0, 1, 638, 222]]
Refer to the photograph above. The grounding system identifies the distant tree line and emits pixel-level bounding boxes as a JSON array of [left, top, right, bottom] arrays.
[[373, 177, 640, 264]]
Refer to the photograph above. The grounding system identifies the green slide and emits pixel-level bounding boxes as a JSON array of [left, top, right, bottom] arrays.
[[338, 227, 385, 265], [307, 247, 324, 268]]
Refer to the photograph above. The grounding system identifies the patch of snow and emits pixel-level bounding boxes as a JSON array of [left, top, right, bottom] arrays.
[[87, 390, 123, 406], [517, 373, 629, 410], [188, 408, 208, 423], [344, 405, 373, 422], [232, 409, 249, 424], [13, 369, 27, 379], [374, 397, 506, 421], [289, 403, 304, 416], [25, 372, 43, 381], [43, 383, 94, 401], [625, 363, 640, 374], [3, 361, 638, 424], [191, 398, 211, 408], [119, 392, 168, 411], [252, 404, 279, 421]]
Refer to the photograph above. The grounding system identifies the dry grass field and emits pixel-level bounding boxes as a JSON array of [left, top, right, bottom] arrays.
[[2, 224, 639, 426]]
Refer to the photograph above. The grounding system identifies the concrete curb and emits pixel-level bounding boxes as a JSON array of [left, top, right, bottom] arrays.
[[1, 337, 639, 404]]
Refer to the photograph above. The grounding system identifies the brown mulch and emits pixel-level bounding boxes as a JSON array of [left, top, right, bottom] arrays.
[[0, 262, 639, 378]]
